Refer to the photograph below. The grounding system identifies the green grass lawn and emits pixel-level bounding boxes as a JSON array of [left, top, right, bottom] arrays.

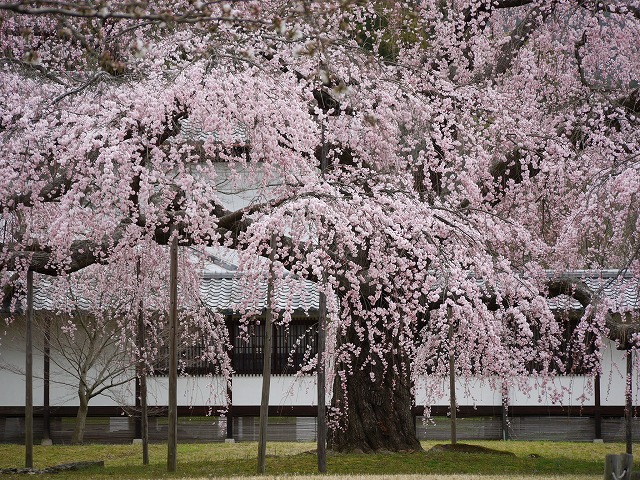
[[0, 440, 626, 479]]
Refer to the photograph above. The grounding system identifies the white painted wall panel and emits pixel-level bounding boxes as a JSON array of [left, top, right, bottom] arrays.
[[231, 375, 317, 406], [2, 324, 638, 409], [146, 375, 228, 407]]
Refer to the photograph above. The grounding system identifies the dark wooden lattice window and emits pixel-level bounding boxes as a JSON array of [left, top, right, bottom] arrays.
[[526, 312, 596, 375], [232, 322, 266, 375], [273, 322, 317, 374], [232, 318, 317, 375], [153, 316, 318, 376]]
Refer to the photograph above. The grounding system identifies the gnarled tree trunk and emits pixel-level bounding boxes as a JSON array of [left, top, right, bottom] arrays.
[[328, 317, 421, 453]]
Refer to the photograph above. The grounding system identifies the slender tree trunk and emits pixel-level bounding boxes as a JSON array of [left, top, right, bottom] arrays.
[[328, 316, 421, 453], [71, 391, 89, 444]]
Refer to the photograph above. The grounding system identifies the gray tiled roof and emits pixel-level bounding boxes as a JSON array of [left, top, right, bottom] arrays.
[[8, 270, 638, 316], [177, 118, 248, 145], [31, 277, 90, 312], [547, 271, 640, 312], [199, 273, 319, 314], [24, 273, 319, 314]]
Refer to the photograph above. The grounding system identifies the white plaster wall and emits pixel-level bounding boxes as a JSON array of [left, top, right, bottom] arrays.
[[145, 375, 317, 407], [146, 375, 227, 407], [2, 322, 638, 409], [214, 163, 279, 212], [598, 340, 633, 406], [0, 326, 44, 406], [508, 375, 594, 406], [413, 338, 638, 408], [231, 375, 317, 406], [414, 376, 502, 407], [414, 375, 597, 408]]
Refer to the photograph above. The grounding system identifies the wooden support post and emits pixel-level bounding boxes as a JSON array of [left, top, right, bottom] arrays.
[[449, 323, 456, 445], [595, 373, 602, 441], [317, 290, 327, 473], [167, 235, 179, 472], [42, 316, 51, 444], [135, 377, 141, 439], [136, 256, 149, 465], [627, 350, 633, 456], [501, 383, 509, 441], [25, 270, 34, 468], [225, 315, 234, 443], [449, 351, 456, 445], [226, 412, 234, 441], [604, 453, 633, 480], [140, 352, 149, 465], [317, 123, 328, 472], [257, 235, 276, 474]]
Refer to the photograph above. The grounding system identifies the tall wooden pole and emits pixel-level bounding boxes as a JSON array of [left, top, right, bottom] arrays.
[[317, 290, 327, 473], [257, 235, 276, 474], [226, 316, 234, 442], [449, 351, 457, 445], [626, 350, 633, 455], [25, 270, 34, 468], [317, 110, 328, 474], [501, 383, 509, 441], [449, 323, 456, 445], [42, 316, 51, 444], [594, 373, 602, 441], [167, 235, 179, 472], [136, 258, 149, 465]]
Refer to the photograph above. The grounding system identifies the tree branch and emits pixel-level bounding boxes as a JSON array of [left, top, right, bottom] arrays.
[[0, 2, 268, 25], [591, 1, 640, 20], [493, 2, 556, 77], [1, 175, 73, 210]]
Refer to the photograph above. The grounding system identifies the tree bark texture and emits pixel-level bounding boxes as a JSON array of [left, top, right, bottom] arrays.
[[328, 317, 421, 453], [71, 392, 89, 444]]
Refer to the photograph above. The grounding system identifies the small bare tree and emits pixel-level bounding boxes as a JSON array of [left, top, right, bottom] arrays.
[[44, 309, 137, 444], [1, 305, 142, 444]]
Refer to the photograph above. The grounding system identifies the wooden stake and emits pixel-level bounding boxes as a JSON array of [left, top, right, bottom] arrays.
[[501, 383, 509, 441], [317, 290, 327, 473], [167, 235, 178, 472], [627, 350, 633, 456], [317, 123, 328, 472], [595, 373, 602, 441], [449, 323, 456, 445], [257, 235, 276, 474], [136, 257, 149, 465], [25, 270, 33, 468], [604, 453, 632, 480], [43, 315, 51, 443]]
